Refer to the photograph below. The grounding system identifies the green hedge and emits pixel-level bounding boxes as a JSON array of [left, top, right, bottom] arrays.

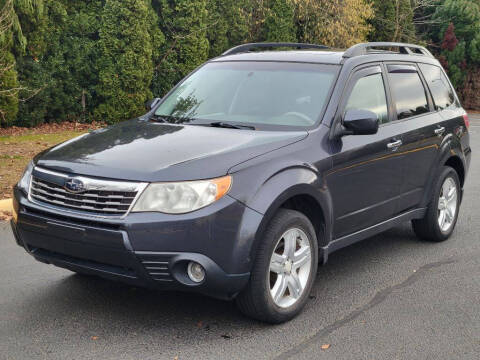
[[2, 0, 478, 127]]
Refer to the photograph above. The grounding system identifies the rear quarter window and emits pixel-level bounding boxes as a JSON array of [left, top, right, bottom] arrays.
[[419, 63, 456, 110]]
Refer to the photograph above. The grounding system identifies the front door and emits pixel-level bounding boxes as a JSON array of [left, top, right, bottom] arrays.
[[327, 65, 405, 239]]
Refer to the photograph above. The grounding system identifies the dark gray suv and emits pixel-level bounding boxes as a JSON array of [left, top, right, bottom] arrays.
[[11, 42, 471, 323]]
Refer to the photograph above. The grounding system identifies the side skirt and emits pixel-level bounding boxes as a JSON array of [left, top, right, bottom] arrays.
[[320, 208, 426, 264]]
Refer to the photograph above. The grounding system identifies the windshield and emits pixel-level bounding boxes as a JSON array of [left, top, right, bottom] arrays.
[[154, 61, 338, 129]]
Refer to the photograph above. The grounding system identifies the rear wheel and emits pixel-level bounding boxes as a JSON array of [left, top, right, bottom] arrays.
[[236, 209, 318, 323], [412, 166, 461, 242]]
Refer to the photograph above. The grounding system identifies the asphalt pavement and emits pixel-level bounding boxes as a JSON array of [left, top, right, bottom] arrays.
[[1, 115, 479, 360]]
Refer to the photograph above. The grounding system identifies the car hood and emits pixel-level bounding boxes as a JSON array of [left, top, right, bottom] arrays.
[[35, 118, 308, 182]]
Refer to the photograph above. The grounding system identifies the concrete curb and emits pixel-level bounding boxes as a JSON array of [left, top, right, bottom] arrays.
[[0, 199, 13, 212]]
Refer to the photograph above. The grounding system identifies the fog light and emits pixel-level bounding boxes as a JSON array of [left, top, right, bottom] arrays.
[[187, 261, 205, 283]]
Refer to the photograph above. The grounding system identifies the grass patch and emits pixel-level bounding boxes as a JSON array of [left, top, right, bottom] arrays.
[[0, 131, 86, 198], [0, 131, 82, 144], [0, 154, 23, 160]]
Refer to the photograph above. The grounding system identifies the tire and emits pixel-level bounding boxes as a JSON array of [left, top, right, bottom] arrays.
[[236, 209, 318, 323], [412, 166, 461, 242]]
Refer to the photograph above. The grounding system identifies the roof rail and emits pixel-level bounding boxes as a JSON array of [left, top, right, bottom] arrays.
[[222, 42, 329, 56], [343, 42, 434, 58]]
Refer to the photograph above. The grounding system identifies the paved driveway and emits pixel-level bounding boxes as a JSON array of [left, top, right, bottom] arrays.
[[1, 115, 479, 360]]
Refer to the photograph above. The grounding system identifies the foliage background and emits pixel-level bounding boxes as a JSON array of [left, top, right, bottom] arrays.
[[0, 0, 479, 127]]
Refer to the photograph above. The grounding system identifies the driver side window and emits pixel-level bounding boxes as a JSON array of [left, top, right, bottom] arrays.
[[345, 73, 389, 124]]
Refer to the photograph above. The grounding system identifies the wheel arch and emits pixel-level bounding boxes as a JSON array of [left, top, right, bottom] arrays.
[[445, 155, 465, 187], [246, 167, 333, 266], [280, 194, 326, 246], [421, 138, 467, 207]]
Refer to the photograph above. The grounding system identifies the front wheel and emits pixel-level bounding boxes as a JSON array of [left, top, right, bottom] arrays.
[[412, 166, 461, 242], [236, 209, 318, 323]]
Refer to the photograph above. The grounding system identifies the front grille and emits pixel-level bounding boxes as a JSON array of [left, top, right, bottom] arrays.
[[30, 173, 142, 217]]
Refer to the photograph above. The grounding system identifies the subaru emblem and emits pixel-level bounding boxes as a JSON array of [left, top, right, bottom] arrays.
[[64, 178, 86, 193]]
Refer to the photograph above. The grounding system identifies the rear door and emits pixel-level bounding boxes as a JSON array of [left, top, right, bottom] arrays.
[[327, 65, 405, 239], [384, 63, 441, 213]]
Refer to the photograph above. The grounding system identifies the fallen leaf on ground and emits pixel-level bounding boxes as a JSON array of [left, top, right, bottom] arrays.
[[321, 344, 330, 350], [0, 211, 12, 221]]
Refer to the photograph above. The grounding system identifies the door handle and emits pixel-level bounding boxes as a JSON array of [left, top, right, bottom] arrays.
[[387, 139, 402, 150], [434, 127, 446, 136]]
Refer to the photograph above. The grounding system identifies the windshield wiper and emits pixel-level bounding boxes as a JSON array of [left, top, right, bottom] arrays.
[[205, 121, 255, 130], [148, 114, 168, 123]]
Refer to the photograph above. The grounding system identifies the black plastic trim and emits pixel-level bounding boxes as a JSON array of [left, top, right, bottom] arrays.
[[320, 208, 426, 263]]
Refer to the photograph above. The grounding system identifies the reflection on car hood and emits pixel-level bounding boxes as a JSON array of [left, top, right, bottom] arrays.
[[35, 118, 308, 182]]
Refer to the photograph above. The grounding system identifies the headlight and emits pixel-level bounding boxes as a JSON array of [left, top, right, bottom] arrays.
[[17, 160, 34, 193], [132, 176, 232, 214]]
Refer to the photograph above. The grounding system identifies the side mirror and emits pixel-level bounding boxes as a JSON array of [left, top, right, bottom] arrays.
[[145, 98, 161, 111], [342, 109, 379, 136]]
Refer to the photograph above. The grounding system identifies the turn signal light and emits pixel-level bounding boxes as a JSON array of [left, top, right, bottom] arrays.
[[211, 176, 232, 200]]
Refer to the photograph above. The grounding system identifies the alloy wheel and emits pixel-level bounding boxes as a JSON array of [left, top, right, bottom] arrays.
[[268, 228, 312, 308], [437, 177, 458, 232]]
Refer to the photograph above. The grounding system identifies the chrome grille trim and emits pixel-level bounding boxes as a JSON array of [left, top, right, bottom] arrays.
[[32, 180, 136, 200], [29, 167, 148, 218], [31, 183, 134, 206]]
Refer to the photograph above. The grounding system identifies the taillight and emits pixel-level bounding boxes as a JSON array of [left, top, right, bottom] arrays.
[[463, 114, 470, 129]]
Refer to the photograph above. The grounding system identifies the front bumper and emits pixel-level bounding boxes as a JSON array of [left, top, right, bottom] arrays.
[[12, 187, 263, 300]]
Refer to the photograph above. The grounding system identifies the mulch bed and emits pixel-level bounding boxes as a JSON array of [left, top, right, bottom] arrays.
[[0, 121, 105, 137]]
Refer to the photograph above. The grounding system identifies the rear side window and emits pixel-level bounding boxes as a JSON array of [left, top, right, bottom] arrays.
[[387, 65, 429, 120], [419, 63, 456, 110], [345, 73, 388, 124]]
